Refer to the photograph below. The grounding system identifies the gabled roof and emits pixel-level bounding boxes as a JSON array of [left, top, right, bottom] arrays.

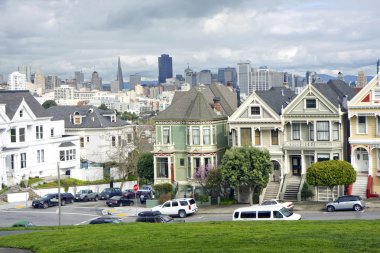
[[0, 90, 50, 119], [313, 80, 356, 109], [47, 105, 128, 128], [255, 87, 296, 115], [155, 84, 237, 121]]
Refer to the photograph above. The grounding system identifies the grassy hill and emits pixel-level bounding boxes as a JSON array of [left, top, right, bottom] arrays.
[[0, 220, 378, 253]]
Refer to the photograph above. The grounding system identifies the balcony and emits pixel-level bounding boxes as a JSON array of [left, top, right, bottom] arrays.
[[283, 140, 342, 150]]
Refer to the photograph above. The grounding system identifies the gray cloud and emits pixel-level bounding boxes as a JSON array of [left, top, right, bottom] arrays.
[[0, 0, 379, 82]]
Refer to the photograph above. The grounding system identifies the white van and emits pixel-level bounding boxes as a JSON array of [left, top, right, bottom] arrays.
[[232, 205, 301, 221]]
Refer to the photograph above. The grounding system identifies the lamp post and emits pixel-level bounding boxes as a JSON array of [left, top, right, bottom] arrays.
[[57, 162, 61, 226]]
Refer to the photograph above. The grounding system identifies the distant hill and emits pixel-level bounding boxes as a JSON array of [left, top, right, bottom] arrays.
[[318, 74, 373, 84]]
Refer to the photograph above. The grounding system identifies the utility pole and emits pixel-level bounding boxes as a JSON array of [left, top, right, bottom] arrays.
[[57, 162, 61, 226]]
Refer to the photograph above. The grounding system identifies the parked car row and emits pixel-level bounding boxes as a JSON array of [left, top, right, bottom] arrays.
[[32, 193, 75, 209]]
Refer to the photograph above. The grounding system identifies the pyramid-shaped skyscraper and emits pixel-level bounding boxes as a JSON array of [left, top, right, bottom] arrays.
[[117, 56, 124, 91]]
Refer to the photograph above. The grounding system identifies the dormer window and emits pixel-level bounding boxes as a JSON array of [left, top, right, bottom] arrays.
[[19, 110, 23, 117], [306, 99, 317, 109], [249, 106, 261, 117], [111, 115, 116, 122], [74, 116, 81, 125], [373, 90, 380, 101]]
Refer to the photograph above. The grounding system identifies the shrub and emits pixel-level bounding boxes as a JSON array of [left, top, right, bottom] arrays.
[[159, 193, 172, 204], [301, 182, 314, 200], [220, 197, 235, 205], [198, 195, 209, 203], [153, 183, 173, 197]]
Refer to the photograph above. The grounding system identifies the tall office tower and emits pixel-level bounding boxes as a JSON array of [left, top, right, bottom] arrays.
[[91, 71, 102, 90], [8, 71, 26, 90], [74, 71, 84, 89], [175, 74, 185, 82], [110, 80, 119, 93], [34, 70, 45, 95], [305, 71, 318, 84], [197, 70, 212, 85], [377, 59, 380, 74], [117, 57, 124, 91], [129, 73, 141, 89], [18, 65, 31, 82], [45, 75, 59, 90], [158, 54, 173, 84], [250, 67, 285, 93], [0, 74, 3, 83], [184, 65, 197, 85], [237, 61, 251, 95], [356, 71, 367, 88], [218, 67, 237, 87]]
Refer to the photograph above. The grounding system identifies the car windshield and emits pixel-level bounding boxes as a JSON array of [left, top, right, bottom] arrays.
[[102, 189, 111, 193], [110, 196, 121, 200], [280, 207, 293, 217], [79, 190, 88, 194], [277, 200, 285, 203], [42, 194, 53, 200]]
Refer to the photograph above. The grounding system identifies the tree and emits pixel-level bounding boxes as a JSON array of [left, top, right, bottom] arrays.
[[219, 147, 272, 205], [306, 160, 356, 199], [205, 168, 223, 197], [42, 100, 57, 109], [193, 164, 214, 192], [98, 103, 108, 110], [106, 125, 154, 189], [137, 152, 154, 183]]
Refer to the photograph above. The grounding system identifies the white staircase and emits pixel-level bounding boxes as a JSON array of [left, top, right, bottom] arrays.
[[283, 177, 301, 201], [352, 174, 367, 199], [263, 181, 281, 200]]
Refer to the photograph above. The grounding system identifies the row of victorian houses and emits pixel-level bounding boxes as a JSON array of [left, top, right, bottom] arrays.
[[153, 76, 380, 202]]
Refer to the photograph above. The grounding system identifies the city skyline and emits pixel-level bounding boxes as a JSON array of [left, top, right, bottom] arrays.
[[0, 0, 380, 82]]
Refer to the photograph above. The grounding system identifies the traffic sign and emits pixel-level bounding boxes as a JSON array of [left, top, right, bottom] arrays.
[[133, 184, 139, 192]]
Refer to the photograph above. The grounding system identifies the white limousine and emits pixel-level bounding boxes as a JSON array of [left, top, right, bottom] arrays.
[[232, 205, 302, 221]]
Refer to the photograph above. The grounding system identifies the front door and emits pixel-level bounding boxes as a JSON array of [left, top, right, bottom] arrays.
[[292, 156, 301, 176], [355, 148, 369, 173]]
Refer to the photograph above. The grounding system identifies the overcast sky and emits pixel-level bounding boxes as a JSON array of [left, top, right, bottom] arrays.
[[1, 0, 379, 82]]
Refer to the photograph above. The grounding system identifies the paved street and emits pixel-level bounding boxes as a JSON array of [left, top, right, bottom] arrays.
[[1, 199, 380, 227]]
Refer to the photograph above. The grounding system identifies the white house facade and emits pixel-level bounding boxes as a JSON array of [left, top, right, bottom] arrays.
[[0, 91, 80, 188]]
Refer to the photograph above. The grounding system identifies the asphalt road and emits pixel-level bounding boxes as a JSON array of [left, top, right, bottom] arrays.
[[1, 201, 379, 227]]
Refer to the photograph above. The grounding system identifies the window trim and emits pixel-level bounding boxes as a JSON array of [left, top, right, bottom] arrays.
[[163, 127, 171, 144], [316, 121, 330, 141], [357, 116, 367, 134], [249, 105, 261, 117], [305, 98, 317, 109], [20, 153, 26, 168], [271, 129, 279, 146], [292, 123, 300, 140]]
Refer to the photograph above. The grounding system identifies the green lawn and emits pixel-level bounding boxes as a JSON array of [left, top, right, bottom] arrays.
[[0, 220, 378, 253]]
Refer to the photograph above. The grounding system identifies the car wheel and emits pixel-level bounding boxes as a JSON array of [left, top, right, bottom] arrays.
[[178, 210, 187, 218], [354, 204, 362, 211], [94, 196, 98, 202], [119, 203, 123, 207], [84, 197, 88, 202], [61, 200, 66, 206], [43, 202, 48, 209], [326, 205, 335, 212]]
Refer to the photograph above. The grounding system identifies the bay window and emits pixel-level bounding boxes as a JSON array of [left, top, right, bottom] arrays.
[[316, 121, 329, 141]]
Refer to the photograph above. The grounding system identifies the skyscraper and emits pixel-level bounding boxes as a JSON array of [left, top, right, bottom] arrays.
[[91, 71, 102, 90], [356, 71, 367, 88], [18, 65, 31, 82], [74, 71, 84, 89], [377, 59, 379, 74], [129, 73, 141, 89], [158, 54, 173, 84], [117, 57, 124, 91], [218, 67, 237, 87], [197, 70, 212, 85], [8, 71, 26, 90], [250, 67, 285, 93], [237, 61, 251, 95]]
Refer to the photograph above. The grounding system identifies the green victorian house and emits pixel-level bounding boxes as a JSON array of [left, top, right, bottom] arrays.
[[153, 84, 237, 195]]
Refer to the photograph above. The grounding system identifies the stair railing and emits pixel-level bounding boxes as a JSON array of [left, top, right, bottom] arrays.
[[279, 174, 288, 200], [297, 174, 306, 202]]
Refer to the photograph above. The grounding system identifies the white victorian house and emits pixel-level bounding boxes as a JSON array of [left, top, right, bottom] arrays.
[[47, 106, 148, 165], [228, 87, 295, 202], [0, 90, 80, 188]]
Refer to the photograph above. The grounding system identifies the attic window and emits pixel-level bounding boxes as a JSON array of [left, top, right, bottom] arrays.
[[306, 99, 317, 108], [373, 90, 380, 101], [74, 116, 81, 125], [111, 115, 116, 122], [19, 110, 23, 117], [249, 106, 261, 117]]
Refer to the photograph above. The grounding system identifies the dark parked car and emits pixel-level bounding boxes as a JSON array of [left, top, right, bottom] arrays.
[[89, 217, 122, 224], [99, 188, 122, 200], [326, 195, 366, 212], [123, 189, 136, 199], [139, 191, 152, 204], [106, 196, 134, 207], [136, 211, 183, 223], [32, 193, 74, 208]]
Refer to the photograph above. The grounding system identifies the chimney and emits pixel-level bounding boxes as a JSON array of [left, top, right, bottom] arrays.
[[236, 87, 241, 107], [342, 95, 348, 111], [213, 96, 221, 114]]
